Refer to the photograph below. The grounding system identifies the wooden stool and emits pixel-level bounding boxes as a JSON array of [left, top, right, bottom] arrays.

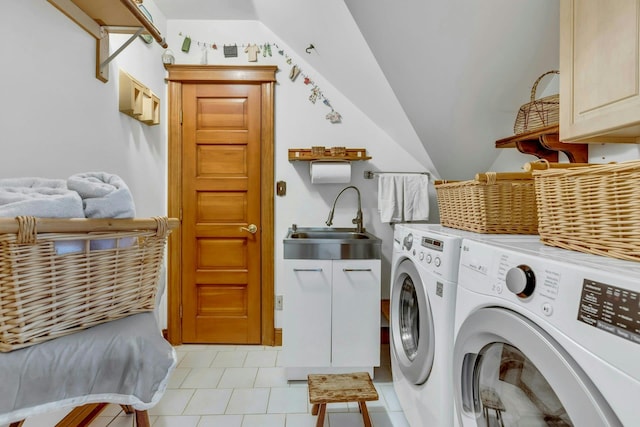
[[308, 372, 379, 427]]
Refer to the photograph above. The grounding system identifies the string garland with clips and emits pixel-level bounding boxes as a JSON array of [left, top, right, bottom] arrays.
[[176, 32, 342, 124]]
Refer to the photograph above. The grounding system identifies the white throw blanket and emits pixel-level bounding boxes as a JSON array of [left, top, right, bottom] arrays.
[[67, 172, 136, 219]]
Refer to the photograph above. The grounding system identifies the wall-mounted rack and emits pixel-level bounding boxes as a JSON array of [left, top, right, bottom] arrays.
[[288, 148, 371, 161], [47, 0, 168, 82], [363, 171, 430, 179], [119, 69, 160, 125]]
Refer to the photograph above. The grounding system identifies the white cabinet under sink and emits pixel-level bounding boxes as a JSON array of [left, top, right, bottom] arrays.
[[282, 259, 381, 380]]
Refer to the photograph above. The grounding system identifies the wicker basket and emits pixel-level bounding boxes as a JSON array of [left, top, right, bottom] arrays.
[[533, 161, 640, 261], [514, 70, 559, 135], [0, 216, 178, 352], [435, 171, 538, 234]]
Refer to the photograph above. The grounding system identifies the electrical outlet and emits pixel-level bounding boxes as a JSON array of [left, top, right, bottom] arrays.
[[275, 295, 283, 310]]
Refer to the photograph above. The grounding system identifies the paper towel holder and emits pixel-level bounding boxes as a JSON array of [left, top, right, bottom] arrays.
[[309, 160, 352, 184]]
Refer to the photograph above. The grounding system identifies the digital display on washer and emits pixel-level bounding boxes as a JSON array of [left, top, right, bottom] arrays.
[[577, 279, 640, 345], [421, 237, 443, 252]]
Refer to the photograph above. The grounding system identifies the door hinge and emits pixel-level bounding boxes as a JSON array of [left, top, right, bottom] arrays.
[[179, 208, 183, 221], [179, 304, 183, 319]]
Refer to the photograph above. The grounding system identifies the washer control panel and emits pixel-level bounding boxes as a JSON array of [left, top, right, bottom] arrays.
[[400, 230, 460, 281]]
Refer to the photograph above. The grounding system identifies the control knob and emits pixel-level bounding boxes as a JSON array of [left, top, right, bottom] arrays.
[[403, 233, 413, 251], [505, 264, 535, 298]]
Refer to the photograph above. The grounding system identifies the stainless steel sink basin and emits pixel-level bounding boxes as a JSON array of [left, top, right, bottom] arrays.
[[283, 227, 381, 260], [288, 231, 371, 240]]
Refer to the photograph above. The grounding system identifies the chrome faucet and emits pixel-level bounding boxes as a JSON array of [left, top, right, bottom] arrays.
[[325, 186, 364, 233]]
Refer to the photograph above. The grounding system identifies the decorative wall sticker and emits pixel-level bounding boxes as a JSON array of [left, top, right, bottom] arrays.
[[173, 34, 342, 123], [181, 36, 191, 53], [245, 44, 260, 62]]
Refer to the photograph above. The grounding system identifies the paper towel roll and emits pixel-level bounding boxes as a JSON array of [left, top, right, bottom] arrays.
[[310, 161, 351, 184]]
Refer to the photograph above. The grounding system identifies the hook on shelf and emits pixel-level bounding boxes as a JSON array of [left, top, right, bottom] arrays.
[[305, 44, 315, 54]]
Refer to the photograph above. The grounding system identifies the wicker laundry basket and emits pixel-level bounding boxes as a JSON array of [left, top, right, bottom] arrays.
[[514, 70, 559, 135], [0, 216, 178, 352], [533, 161, 640, 261], [435, 171, 538, 234]]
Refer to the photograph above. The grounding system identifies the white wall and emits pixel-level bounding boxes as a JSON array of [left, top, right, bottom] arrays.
[[166, 20, 430, 327], [0, 1, 170, 323]]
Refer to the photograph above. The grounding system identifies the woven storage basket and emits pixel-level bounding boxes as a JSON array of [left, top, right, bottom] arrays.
[[533, 161, 640, 261], [435, 171, 538, 234], [514, 70, 559, 135], [0, 216, 178, 352]]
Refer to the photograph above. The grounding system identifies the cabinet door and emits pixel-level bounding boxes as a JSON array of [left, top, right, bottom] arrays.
[[282, 260, 332, 367], [560, 0, 640, 142], [331, 260, 381, 367]]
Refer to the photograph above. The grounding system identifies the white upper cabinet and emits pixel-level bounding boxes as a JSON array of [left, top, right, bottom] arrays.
[[560, 0, 640, 143]]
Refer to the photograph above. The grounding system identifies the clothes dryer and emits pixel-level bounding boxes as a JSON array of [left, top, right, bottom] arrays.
[[453, 238, 640, 426], [389, 224, 537, 427]]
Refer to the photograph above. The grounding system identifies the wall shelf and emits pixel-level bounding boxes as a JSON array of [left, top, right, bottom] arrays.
[[47, 0, 168, 82], [495, 125, 588, 163], [288, 148, 371, 161]]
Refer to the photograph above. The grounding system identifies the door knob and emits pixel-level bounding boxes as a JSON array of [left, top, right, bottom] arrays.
[[241, 224, 258, 234]]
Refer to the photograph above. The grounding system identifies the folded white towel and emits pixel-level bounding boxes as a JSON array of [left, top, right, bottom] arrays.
[[0, 186, 85, 218], [402, 174, 430, 221], [378, 174, 405, 223], [67, 172, 136, 219], [0, 177, 67, 189], [377, 173, 430, 223]]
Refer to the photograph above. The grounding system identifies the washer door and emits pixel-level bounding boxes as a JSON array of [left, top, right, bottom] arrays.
[[454, 307, 622, 427], [390, 258, 434, 385]]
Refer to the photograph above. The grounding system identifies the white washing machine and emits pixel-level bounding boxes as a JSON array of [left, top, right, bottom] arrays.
[[390, 223, 461, 427], [453, 238, 640, 426], [390, 224, 538, 427]]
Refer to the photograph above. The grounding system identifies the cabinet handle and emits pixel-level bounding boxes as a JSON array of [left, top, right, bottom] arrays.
[[293, 268, 323, 272], [343, 268, 372, 272]]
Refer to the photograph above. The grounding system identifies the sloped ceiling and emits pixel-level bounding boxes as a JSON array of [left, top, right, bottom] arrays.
[[153, 0, 559, 179]]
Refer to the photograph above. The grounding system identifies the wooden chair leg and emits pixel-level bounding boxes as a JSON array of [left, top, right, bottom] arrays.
[[121, 404, 134, 414], [135, 410, 151, 427], [315, 403, 326, 427], [311, 403, 319, 415], [359, 401, 372, 427], [9, 421, 25, 427]]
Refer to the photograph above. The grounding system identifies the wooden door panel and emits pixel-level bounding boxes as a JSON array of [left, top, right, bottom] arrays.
[[197, 146, 248, 176], [182, 83, 262, 344], [197, 193, 248, 222]]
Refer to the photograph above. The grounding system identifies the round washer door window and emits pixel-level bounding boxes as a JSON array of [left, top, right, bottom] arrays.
[[390, 259, 434, 385], [454, 307, 622, 427]]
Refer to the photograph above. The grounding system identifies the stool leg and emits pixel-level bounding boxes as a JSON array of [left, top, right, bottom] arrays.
[[121, 404, 134, 414], [315, 403, 326, 427], [311, 403, 319, 415], [359, 402, 372, 427], [9, 421, 25, 427], [135, 410, 151, 427]]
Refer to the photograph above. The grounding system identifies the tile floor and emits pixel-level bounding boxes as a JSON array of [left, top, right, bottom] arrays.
[[14, 344, 409, 427]]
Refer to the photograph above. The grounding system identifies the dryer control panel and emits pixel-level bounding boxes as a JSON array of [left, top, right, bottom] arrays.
[[578, 279, 640, 345]]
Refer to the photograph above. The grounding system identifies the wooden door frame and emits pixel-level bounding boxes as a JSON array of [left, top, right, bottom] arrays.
[[165, 65, 277, 346]]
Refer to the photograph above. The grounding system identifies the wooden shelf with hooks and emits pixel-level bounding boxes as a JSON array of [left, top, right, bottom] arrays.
[[288, 148, 371, 161], [495, 125, 588, 163]]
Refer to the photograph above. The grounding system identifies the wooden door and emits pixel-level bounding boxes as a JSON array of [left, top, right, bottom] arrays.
[[181, 82, 262, 344], [167, 65, 276, 347]]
